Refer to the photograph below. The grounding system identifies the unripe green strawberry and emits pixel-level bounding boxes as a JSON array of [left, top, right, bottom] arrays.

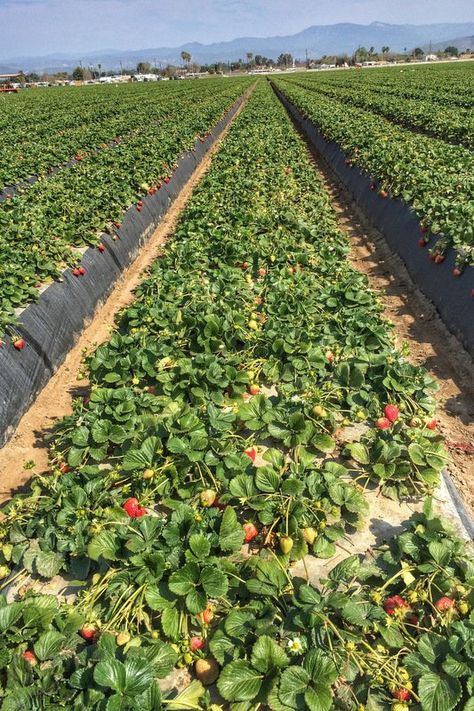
[[302, 527, 317, 545], [200, 489, 216, 507], [116, 632, 131, 646], [280, 536, 294, 555]]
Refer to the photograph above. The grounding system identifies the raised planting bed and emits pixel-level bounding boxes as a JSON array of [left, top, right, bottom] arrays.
[[0, 81, 472, 711], [272, 81, 474, 360], [0, 88, 250, 447]]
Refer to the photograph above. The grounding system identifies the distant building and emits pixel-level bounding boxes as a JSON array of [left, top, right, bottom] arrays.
[[425, 54, 438, 62]]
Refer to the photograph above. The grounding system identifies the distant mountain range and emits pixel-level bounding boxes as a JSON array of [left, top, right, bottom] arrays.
[[425, 35, 474, 52], [1, 21, 474, 73]]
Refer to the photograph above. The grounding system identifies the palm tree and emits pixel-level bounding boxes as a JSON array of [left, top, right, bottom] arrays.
[[381, 46, 390, 58], [181, 51, 191, 70]]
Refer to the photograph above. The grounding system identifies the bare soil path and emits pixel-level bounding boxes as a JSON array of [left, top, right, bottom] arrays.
[[0, 89, 253, 503]]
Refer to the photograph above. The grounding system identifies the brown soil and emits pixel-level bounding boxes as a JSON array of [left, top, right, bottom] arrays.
[[0, 89, 253, 504], [297, 134, 474, 516]]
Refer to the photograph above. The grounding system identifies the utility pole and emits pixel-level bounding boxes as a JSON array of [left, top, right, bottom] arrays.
[[120, 60, 123, 77], [305, 48, 308, 68]]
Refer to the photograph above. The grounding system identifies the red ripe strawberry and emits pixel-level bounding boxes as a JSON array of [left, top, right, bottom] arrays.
[[164, 176, 171, 184], [429, 253, 436, 261], [392, 688, 411, 702], [325, 351, 334, 362], [376, 417, 391, 430], [97, 243, 105, 253], [383, 595, 409, 615], [249, 384, 260, 396], [435, 596, 454, 612], [453, 268, 462, 277], [471, 289, 474, 298], [212, 496, 226, 511], [434, 254, 445, 264], [258, 267, 266, 277], [244, 447, 256, 463], [13, 338, 25, 350], [113, 222, 121, 229], [190, 636, 205, 651], [78, 266, 86, 276], [22, 650, 37, 665], [426, 419, 437, 430], [419, 238, 427, 247], [241, 261, 249, 270], [123, 498, 146, 517], [80, 623, 97, 641], [379, 189, 388, 198], [384, 404, 399, 423], [72, 268, 81, 277], [420, 225, 428, 234], [59, 462, 71, 474], [243, 522, 258, 543], [407, 614, 419, 626], [369, 183, 376, 191]]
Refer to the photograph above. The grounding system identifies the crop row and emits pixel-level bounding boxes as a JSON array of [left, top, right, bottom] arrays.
[[274, 76, 474, 263], [289, 75, 474, 148], [315, 62, 474, 109], [0, 78, 250, 335], [0, 81, 234, 190], [0, 81, 470, 711]]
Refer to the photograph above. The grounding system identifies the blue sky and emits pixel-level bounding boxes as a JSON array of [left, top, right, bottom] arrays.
[[0, 0, 473, 59]]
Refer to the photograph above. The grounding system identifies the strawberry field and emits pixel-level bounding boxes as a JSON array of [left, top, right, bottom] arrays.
[[0, 77, 250, 336], [274, 62, 474, 266], [0, 78, 472, 711]]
